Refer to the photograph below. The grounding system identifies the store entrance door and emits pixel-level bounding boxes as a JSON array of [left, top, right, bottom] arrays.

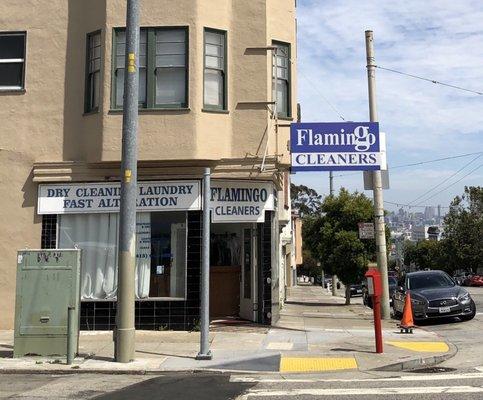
[[240, 227, 257, 321]]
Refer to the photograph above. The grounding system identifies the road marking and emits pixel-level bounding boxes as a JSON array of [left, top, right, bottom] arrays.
[[266, 342, 294, 350], [241, 386, 483, 397], [230, 371, 483, 383], [279, 357, 357, 373], [386, 341, 449, 352]]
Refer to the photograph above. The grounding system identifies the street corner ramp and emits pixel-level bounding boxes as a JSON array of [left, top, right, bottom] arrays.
[[206, 354, 281, 372], [280, 356, 358, 373], [387, 341, 450, 353]]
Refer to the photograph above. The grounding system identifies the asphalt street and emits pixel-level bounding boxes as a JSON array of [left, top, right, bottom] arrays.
[[1, 370, 483, 399], [416, 286, 483, 372], [1, 287, 481, 399]]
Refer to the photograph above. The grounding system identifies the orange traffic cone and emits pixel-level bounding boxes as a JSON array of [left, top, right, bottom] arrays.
[[400, 291, 415, 334]]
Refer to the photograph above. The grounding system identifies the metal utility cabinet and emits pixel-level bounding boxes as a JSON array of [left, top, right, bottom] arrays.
[[14, 249, 81, 357]]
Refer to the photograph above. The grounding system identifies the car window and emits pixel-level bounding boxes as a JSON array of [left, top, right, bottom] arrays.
[[408, 273, 455, 290]]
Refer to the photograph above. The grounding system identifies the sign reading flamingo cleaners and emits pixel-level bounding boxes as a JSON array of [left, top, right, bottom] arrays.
[[210, 180, 275, 223], [290, 122, 386, 171]]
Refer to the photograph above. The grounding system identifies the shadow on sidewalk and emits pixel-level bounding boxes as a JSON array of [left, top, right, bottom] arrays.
[[0, 344, 13, 358], [331, 347, 374, 354], [136, 350, 195, 360], [285, 301, 347, 307]]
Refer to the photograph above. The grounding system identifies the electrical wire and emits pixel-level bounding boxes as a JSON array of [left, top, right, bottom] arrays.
[[384, 200, 449, 209], [408, 154, 482, 206], [292, 59, 347, 122], [376, 65, 483, 96], [333, 151, 483, 178], [415, 163, 483, 206]]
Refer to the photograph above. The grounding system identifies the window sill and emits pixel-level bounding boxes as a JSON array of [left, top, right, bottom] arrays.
[[83, 109, 100, 116], [81, 297, 186, 302], [108, 108, 191, 114], [0, 88, 26, 94], [202, 108, 229, 114], [277, 116, 294, 121]]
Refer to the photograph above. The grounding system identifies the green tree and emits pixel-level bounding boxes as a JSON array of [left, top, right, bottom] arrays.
[[403, 239, 446, 271], [442, 186, 483, 273], [290, 183, 323, 217], [330, 231, 368, 304], [403, 240, 417, 267], [304, 188, 378, 304]]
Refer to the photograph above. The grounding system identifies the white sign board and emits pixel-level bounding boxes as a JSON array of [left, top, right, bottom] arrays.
[[210, 180, 275, 223], [358, 222, 375, 239], [38, 181, 201, 214]]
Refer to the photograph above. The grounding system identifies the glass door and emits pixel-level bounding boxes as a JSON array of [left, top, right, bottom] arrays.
[[240, 226, 257, 321]]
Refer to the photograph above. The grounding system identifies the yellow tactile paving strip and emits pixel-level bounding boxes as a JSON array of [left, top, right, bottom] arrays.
[[386, 341, 449, 353], [280, 357, 358, 373]]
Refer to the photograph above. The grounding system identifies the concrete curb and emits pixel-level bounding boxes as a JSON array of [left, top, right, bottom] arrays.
[[0, 343, 458, 375], [371, 341, 458, 372], [0, 367, 272, 376]]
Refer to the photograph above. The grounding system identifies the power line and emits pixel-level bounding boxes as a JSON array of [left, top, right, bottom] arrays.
[[376, 65, 483, 96], [293, 60, 347, 121], [384, 200, 449, 209], [408, 154, 482, 205], [415, 163, 483, 206], [333, 151, 483, 178]]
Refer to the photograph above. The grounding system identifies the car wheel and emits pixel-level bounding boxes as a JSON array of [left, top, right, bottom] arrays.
[[460, 300, 476, 322]]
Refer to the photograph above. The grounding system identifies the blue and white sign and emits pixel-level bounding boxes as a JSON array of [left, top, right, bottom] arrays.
[[290, 122, 386, 171]]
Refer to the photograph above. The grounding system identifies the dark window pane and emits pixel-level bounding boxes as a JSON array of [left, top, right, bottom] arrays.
[[0, 34, 25, 59], [0, 63, 23, 87], [114, 29, 147, 107]]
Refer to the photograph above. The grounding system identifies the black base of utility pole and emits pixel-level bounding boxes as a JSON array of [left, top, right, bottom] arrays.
[[196, 351, 213, 360]]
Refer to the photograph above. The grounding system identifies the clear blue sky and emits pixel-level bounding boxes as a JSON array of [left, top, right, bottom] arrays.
[[293, 0, 483, 212]]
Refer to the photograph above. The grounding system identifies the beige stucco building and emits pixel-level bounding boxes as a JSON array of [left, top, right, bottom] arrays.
[[0, 0, 297, 330]]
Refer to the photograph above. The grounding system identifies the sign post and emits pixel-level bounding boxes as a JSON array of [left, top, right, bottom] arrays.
[[365, 30, 391, 320]]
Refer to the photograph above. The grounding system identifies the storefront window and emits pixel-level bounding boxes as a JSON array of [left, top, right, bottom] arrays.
[[58, 211, 187, 300]]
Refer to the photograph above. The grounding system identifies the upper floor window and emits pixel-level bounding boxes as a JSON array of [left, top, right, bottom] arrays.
[[112, 27, 188, 109], [0, 32, 26, 91], [85, 31, 101, 113], [203, 29, 226, 110], [272, 41, 290, 118]]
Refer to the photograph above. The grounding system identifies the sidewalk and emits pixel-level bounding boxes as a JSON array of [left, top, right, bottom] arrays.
[[0, 285, 455, 374]]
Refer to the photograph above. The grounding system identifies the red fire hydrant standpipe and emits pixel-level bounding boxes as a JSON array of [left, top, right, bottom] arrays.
[[365, 266, 384, 354]]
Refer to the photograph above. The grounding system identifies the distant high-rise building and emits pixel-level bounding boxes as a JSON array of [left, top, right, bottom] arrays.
[[424, 206, 435, 220]]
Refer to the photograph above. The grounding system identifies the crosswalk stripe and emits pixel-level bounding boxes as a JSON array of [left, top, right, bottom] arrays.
[[241, 386, 483, 397], [230, 371, 483, 383]]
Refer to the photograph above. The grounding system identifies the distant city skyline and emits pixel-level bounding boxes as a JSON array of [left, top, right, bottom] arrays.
[[293, 1, 483, 211]]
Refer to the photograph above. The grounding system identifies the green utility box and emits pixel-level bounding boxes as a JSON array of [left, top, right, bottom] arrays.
[[14, 249, 81, 357]]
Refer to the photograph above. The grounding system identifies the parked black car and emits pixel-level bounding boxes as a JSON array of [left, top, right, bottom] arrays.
[[350, 283, 364, 297], [392, 270, 476, 321], [363, 277, 397, 308]]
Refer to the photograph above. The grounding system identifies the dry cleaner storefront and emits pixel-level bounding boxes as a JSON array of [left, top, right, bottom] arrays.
[[37, 179, 278, 331]]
